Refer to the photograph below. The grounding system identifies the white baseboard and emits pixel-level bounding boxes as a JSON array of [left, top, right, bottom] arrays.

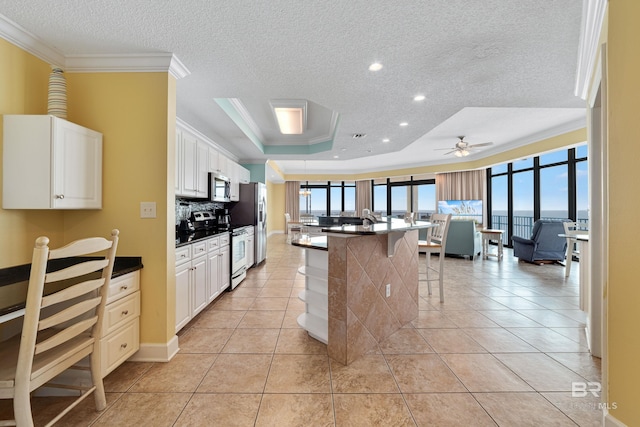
[[604, 410, 627, 427], [129, 335, 180, 362]]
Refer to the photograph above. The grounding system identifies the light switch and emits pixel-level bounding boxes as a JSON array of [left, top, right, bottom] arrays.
[[140, 202, 156, 218]]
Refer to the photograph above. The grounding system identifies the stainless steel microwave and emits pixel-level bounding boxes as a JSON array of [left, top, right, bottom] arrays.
[[209, 173, 230, 202]]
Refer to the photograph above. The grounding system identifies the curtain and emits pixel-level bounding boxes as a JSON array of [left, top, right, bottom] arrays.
[[355, 180, 372, 216], [435, 170, 487, 225], [285, 181, 300, 222]]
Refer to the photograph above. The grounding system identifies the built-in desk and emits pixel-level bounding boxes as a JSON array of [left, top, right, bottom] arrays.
[[292, 219, 434, 365]]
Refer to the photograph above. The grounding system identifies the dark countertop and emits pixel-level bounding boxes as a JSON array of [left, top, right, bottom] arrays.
[[0, 256, 143, 318], [321, 219, 434, 235], [291, 236, 328, 251], [176, 228, 230, 247]]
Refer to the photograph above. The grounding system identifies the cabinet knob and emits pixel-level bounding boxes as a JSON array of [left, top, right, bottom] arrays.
[[120, 285, 128, 291], [122, 310, 129, 316], [120, 343, 128, 349], [55, 194, 65, 199]]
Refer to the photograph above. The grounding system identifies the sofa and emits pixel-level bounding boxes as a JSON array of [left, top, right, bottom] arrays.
[[419, 220, 481, 260]]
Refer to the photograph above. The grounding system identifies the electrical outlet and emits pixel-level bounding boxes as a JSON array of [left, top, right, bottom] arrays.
[[140, 201, 156, 218], [385, 283, 391, 297]]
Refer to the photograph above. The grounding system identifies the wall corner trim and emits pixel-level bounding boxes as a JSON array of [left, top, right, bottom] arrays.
[[128, 335, 180, 363], [575, 0, 607, 100]]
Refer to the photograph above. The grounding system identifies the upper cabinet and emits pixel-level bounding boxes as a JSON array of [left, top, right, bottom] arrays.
[[3, 115, 102, 209], [176, 127, 208, 198], [176, 121, 247, 200]]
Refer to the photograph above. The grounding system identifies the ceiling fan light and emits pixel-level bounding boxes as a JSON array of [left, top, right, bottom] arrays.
[[454, 150, 463, 158], [461, 149, 470, 156]]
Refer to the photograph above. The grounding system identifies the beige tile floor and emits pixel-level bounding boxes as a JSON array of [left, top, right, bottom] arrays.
[[1, 234, 603, 426]]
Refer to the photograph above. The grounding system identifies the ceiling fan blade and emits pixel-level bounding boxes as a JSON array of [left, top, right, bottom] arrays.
[[434, 147, 454, 151], [468, 142, 493, 148], [443, 150, 457, 155]]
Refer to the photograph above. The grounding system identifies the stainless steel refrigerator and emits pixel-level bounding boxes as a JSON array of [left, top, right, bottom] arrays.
[[229, 182, 267, 264]]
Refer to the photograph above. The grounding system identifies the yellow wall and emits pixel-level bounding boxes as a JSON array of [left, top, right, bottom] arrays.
[[64, 72, 175, 344], [607, 1, 640, 423], [0, 39, 65, 266], [267, 181, 285, 233], [0, 38, 175, 346]]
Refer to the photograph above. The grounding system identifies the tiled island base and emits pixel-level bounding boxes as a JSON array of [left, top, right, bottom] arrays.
[[327, 230, 420, 365]]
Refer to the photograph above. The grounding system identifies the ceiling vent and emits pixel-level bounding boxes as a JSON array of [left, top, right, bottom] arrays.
[[352, 133, 367, 139]]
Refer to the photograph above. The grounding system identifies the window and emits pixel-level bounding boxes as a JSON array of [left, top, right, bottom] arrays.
[[373, 184, 387, 215], [488, 145, 588, 246], [413, 183, 436, 220], [390, 185, 410, 218]]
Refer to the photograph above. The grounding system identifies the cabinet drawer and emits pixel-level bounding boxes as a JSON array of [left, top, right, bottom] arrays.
[[103, 291, 140, 336], [219, 233, 230, 246], [100, 317, 139, 377], [247, 226, 254, 236], [207, 236, 220, 252], [176, 245, 191, 266], [192, 241, 207, 257], [106, 271, 140, 304]]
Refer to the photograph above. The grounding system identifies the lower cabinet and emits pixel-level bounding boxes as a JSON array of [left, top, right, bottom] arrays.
[[99, 270, 141, 377], [175, 233, 230, 333]]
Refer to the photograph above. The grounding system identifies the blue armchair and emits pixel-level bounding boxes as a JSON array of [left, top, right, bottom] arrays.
[[512, 220, 569, 263]]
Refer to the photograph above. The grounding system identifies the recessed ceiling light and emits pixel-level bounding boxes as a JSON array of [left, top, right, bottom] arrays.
[[382, 138, 390, 143], [368, 62, 383, 71], [341, 148, 347, 152], [333, 155, 339, 159], [413, 95, 426, 101], [399, 122, 408, 127]]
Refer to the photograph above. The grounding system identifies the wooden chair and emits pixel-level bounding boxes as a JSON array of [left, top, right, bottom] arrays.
[[563, 221, 587, 277], [0, 230, 119, 427], [284, 213, 303, 243], [418, 214, 451, 303]]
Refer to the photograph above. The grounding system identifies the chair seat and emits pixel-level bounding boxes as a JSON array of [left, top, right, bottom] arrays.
[[418, 241, 442, 250], [0, 330, 94, 395]]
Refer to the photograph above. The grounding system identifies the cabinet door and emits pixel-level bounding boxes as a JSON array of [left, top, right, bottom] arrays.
[[181, 132, 198, 196], [175, 261, 192, 333], [229, 162, 240, 202], [175, 129, 182, 194], [218, 153, 229, 176], [192, 254, 208, 316], [207, 250, 220, 303], [196, 141, 209, 197], [219, 246, 231, 291], [208, 147, 218, 173], [52, 119, 103, 209]]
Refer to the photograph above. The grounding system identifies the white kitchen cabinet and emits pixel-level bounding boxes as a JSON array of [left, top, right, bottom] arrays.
[[208, 146, 219, 173], [180, 131, 198, 197], [175, 246, 192, 333], [239, 165, 251, 184], [219, 245, 230, 292], [175, 129, 182, 193], [217, 152, 229, 177], [99, 270, 141, 377], [207, 239, 221, 303], [3, 115, 102, 209], [246, 226, 255, 268], [191, 242, 208, 316], [196, 141, 209, 198], [229, 162, 240, 202]]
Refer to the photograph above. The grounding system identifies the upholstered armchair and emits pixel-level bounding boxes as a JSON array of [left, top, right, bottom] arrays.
[[512, 220, 569, 263]]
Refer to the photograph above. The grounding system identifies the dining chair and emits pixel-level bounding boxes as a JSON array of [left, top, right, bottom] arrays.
[[284, 213, 303, 243], [563, 221, 587, 277], [418, 213, 452, 303], [0, 230, 119, 427]]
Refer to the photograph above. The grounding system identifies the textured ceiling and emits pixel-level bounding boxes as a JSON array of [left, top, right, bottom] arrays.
[[0, 0, 586, 174]]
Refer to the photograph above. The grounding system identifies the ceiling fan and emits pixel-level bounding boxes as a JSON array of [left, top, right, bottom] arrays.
[[437, 136, 493, 157]]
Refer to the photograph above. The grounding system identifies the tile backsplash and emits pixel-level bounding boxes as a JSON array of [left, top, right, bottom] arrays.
[[175, 198, 225, 225]]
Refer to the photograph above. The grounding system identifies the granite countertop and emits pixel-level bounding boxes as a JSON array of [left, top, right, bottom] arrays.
[[0, 256, 143, 318], [176, 228, 230, 247], [291, 236, 328, 251], [321, 218, 434, 235]]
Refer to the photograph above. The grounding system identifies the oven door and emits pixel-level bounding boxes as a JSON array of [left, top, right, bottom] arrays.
[[231, 229, 248, 288]]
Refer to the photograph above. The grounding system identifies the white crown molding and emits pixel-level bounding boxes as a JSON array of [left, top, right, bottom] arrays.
[[65, 53, 190, 79], [0, 13, 190, 78], [575, 0, 607, 100], [308, 111, 340, 145], [229, 98, 266, 142], [0, 13, 65, 66], [176, 117, 238, 161]]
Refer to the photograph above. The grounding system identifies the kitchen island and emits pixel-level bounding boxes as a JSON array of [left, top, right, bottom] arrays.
[[292, 219, 434, 365]]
